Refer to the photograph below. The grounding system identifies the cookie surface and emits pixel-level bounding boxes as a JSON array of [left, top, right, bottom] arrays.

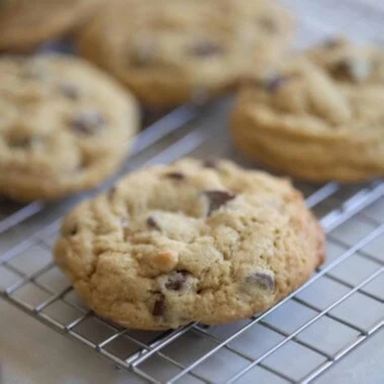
[[0, 54, 139, 201], [54, 158, 324, 330], [0, 0, 102, 51], [78, 0, 294, 107], [231, 39, 384, 182]]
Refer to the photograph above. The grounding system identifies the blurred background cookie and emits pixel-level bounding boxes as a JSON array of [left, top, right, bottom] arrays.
[[78, 0, 294, 107], [0, 54, 139, 201], [0, 0, 103, 51], [231, 39, 384, 183]]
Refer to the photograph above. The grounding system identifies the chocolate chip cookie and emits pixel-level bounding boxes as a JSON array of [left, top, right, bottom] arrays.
[[78, 0, 294, 107], [54, 158, 324, 330], [231, 39, 384, 182], [0, 0, 102, 51], [0, 54, 139, 201]]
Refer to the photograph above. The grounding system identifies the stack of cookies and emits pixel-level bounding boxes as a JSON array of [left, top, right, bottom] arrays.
[[0, 0, 338, 330]]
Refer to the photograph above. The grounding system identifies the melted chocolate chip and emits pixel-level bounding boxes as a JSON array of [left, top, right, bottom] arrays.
[[165, 270, 190, 291], [70, 110, 106, 135], [67, 223, 78, 236], [203, 159, 218, 169], [247, 272, 275, 291], [331, 58, 371, 83], [152, 295, 166, 317], [190, 41, 224, 57], [331, 60, 351, 78], [203, 190, 236, 215], [164, 172, 185, 180], [60, 83, 80, 100], [147, 216, 160, 230]]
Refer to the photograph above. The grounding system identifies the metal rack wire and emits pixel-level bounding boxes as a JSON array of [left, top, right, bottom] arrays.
[[1, 0, 383, 383]]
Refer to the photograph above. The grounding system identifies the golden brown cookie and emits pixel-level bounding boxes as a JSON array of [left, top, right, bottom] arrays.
[[54, 158, 324, 330], [231, 39, 384, 183], [0, 54, 139, 201], [78, 0, 294, 107], [0, 0, 103, 51]]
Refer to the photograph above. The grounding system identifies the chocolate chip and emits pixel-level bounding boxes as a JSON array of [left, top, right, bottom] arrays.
[[70, 110, 106, 135], [332, 60, 351, 78], [265, 76, 288, 93], [331, 58, 372, 83], [147, 216, 160, 230], [203, 190, 236, 215], [259, 17, 278, 33], [152, 295, 166, 317], [65, 223, 78, 236], [60, 83, 80, 100], [247, 272, 275, 291], [164, 172, 185, 180], [165, 270, 190, 291], [190, 41, 224, 57], [203, 159, 218, 169]]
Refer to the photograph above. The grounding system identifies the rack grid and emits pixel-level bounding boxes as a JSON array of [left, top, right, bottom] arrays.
[[1, 0, 383, 383]]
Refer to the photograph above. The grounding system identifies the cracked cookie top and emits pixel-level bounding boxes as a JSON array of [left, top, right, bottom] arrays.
[[55, 158, 324, 329]]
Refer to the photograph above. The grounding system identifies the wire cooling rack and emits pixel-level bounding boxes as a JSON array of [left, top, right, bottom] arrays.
[[1, 0, 384, 383]]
